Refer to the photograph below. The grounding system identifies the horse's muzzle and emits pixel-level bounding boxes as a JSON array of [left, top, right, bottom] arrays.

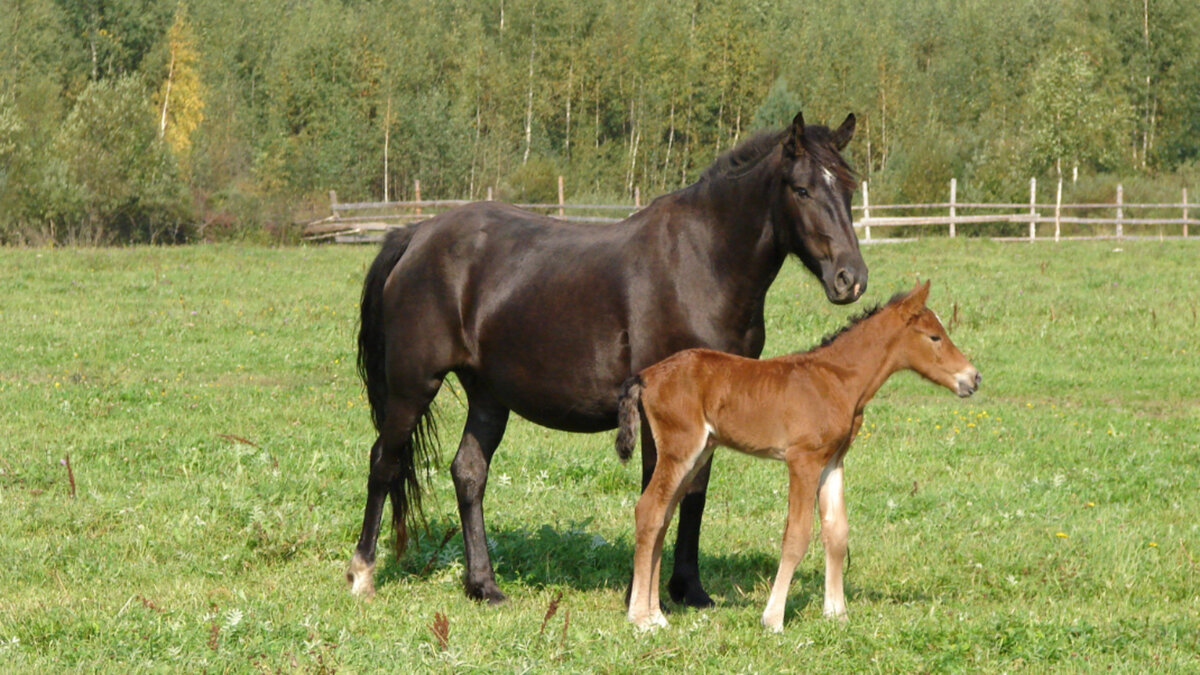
[[955, 369, 982, 397], [828, 267, 867, 304]]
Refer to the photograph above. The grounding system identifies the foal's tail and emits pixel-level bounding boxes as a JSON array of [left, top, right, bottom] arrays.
[[615, 375, 643, 462], [358, 227, 416, 432]]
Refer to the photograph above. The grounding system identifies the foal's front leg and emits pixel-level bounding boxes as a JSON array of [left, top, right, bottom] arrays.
[[817, 456, 848, 620], [762, 452, 824, 632], [818, 416, 860, 620]]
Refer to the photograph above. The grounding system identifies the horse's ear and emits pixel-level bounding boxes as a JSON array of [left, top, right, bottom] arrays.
[[833, 113, 856, 151], [783, 111, 806, 158], [900, 280, 931, 320], [913, 279, 931, 306]]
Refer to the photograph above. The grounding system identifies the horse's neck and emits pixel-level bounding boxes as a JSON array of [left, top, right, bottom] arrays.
[[674, 161, 786, 282], [807, 315, 903, 412]]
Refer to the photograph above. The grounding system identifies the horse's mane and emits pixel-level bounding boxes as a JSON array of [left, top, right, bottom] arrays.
[[699, 130, 787, 182], [811, 290, 909, 350], [699, 125, 857, 191]]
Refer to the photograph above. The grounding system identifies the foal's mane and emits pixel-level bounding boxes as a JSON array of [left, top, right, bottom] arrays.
[[812, 290, 909, 350], [699, 125, 857, 191]]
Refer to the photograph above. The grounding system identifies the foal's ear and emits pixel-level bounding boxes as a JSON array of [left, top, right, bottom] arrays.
[[900, 280, 931, 320], [833, 113, 856, 151], [783, 111, 806, 158]]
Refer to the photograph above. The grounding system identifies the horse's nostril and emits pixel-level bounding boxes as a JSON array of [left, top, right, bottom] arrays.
[[974, 372, 982, 388], [835, 269, 852, 292]]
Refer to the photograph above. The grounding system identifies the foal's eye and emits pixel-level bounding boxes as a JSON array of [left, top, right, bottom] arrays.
[[794, 186, 810, 198], [929, 335, 942, 342]]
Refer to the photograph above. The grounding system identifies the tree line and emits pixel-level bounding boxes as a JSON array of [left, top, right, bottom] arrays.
[[2, 0, 1198, 243]]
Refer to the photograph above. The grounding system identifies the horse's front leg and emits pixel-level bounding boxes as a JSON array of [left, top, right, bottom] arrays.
[[450, 388, 510, 604], [762, 452, 823, 632], [818, 415, 860, 620]]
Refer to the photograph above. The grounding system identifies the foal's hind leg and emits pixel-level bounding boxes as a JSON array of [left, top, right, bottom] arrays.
[[348, 385, 441, 596], [631, 429, 714, 630], [665, 448, 716, 608], [449, 380, 510, 604]]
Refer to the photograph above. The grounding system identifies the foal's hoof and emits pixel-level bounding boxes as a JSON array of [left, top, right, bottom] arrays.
[[346, 554, 376, 597], [630, 612, 670, 632], [465, 580, 508, 605], [667, 575, 715, 608]]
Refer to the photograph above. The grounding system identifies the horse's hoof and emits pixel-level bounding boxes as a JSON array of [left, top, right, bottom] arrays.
[[630, 613, 669, 632], [667, 575, 715, 608], [823, 606, 849, 622], [346, 554, 376, 597]]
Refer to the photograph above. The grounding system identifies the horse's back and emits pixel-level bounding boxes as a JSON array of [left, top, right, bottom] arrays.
[[381, 201, 641, 430]]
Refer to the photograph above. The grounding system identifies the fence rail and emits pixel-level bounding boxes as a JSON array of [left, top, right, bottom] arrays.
[[306, 178, 1197, 243]]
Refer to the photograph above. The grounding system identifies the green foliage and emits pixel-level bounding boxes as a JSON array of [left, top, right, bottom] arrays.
[[500, 156, 560, 203], [1027, 48, 1130, 176], [52, 75, 194, 243], [1, 241, 1197, 669], [3, 0, 1200, 240], [750, 77, 802, 131]]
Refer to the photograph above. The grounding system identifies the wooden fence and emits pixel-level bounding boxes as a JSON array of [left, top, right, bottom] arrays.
[[305, 177, 1198, 243]]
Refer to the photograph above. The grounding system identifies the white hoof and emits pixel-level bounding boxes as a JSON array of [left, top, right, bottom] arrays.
[[761, 614, 784, 633], [823, 607, 848, 622], [346, 553, 376, 597], [629, 612, 669, 632], [651, 611, 670, 629]]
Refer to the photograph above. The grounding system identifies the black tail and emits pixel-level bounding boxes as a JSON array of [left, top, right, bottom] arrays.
[[358, 226, 439, 555], [615, 375, 643, 462], [358, 227, 417, 432]]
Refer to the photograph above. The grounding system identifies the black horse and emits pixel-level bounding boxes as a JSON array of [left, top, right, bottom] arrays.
[[347, 112, 867, 607]]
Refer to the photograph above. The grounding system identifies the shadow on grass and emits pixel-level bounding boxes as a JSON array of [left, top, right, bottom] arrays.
[[372, 518, 928, 615]]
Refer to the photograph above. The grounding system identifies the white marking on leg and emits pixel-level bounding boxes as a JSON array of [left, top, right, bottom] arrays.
[[819, 460, 848, 620], [346, 553, 376, 597]]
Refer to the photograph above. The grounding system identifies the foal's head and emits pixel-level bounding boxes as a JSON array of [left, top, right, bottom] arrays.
[[775, 112, 867, 305], [889, 281, 981, 397]]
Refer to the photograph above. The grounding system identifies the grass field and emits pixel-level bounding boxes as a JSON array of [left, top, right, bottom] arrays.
[[1, 240, 1198, 672]]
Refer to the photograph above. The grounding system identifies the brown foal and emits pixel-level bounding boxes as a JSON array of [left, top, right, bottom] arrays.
[[615, 281, 981, 632]]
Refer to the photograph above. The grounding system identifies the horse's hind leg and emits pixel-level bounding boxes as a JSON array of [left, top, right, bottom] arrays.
[[450, 378, 510, 604], [347, 384, 441, 596]]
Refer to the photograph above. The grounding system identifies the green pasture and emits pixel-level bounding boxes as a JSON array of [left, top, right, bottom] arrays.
[[1, 240, 1197, 671]]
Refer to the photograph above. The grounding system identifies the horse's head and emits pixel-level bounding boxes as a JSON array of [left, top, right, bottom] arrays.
[[891, 281, 981, 398], [774, 111, 867, 305]]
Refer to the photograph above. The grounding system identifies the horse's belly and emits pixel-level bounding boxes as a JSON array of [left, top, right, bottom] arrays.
[[487, 369, 619, 432]]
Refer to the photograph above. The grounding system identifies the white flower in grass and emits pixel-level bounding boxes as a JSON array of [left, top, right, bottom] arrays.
[[223, 608, 243, 630]]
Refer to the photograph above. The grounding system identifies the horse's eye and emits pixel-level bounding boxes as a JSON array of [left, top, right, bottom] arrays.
[[795, 186, 810, 198], [930, 335, 942, 342]]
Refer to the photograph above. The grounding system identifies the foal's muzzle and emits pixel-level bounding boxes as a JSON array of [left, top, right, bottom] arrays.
[[956, 369, 982, 397]]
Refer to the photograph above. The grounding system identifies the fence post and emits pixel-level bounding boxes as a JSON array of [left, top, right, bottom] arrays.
[[1184, 187, 1190, 238], [862, 181, 872, 241], [1054, 175, 1062, 242], [634, 186, 641, 209], [329, 190, 338, 217], [1115, 184, 1123, 238], [414, 179, 422, 216], [487, 186, 493, 201], [1029, 178, 1037, 240], [557, 175, 565, 217], [949, 178, 957, 238]]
